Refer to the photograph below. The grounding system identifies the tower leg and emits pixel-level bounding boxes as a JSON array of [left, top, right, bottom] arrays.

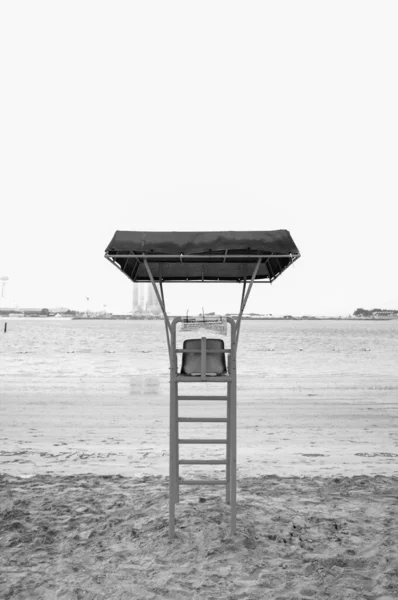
[[230, 376, 237, 536], [226, 381, 231, 505], [176, 381, 180, 503], [169, 376, 178, 540]]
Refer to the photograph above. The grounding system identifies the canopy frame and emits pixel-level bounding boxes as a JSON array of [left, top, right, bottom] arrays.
[[105, 253, 299, 283]]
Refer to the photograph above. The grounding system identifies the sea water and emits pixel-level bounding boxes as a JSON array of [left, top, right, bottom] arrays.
[[1, 318, 397, 393]]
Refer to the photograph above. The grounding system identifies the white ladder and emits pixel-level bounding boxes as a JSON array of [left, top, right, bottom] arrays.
[[169, 318, 237, 540]]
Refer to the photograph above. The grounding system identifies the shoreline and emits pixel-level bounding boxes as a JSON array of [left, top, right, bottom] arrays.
[[1, 316, 395, 321], [1, 386, 397, 480]]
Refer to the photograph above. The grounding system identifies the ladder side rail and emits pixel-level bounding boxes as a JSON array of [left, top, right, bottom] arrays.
[[169, 320, 178, 539], [176, 378, 180, 504], [174, 324, 180, 504], [226, 380, 231, 504], [229, 318, 237, 535]]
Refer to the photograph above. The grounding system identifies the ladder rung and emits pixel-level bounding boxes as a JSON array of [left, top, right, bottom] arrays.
[[176, 349, 230, 354], [178, 395, 229, 401], [176, 375, 232, 382], [178, 417, 227, 422], [180, 479, 226, 486], [179, 438, 227, 444], [179, 459, 227, 465]]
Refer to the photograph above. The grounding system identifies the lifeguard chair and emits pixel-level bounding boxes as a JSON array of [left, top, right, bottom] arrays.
[[105, 230, 300, 539]]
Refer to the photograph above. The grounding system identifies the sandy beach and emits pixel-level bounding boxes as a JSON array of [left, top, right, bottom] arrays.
[[1, 320, 398, 598], [1, 381, 398, 599], [1, 472, 398, 599]]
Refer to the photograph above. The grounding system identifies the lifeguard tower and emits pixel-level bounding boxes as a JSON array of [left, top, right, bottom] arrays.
[[105, 231, 300, 539]]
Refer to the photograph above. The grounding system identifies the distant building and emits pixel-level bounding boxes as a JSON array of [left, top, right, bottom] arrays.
[[132, 283, 161, 316], [132, 283, 144, 314], [0, 275, 15, 310], [145, 283, 161, 315], [132, 283, 140, 314], [20, 308, 47, 316]]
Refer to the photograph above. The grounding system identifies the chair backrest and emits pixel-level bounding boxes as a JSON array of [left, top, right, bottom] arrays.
[[181, 338, 227, 376]]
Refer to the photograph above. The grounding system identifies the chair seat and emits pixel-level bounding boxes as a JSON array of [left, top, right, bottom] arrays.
[[180, 338, 227, 376]]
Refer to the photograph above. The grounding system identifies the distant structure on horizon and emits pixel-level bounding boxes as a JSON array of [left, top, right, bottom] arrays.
[[1, 276, 9, 299], [132, 283, 161, 316], [0, 276, 12, 309]]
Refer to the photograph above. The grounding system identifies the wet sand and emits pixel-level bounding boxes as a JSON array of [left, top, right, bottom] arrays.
[[1, 375, 397, 478]]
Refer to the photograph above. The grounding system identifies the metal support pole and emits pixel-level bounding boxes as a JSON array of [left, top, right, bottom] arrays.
[[239, 278, 247, 318], [236, 258, 262, 347], [143, 259, 171, 361], [159, 278, 166, 307]]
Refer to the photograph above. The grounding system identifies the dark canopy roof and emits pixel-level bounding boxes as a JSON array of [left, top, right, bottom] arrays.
[[105, 230, 300, 282]]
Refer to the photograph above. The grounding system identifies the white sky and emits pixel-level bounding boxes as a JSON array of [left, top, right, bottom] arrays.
[[1, 1, 397, 316]]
